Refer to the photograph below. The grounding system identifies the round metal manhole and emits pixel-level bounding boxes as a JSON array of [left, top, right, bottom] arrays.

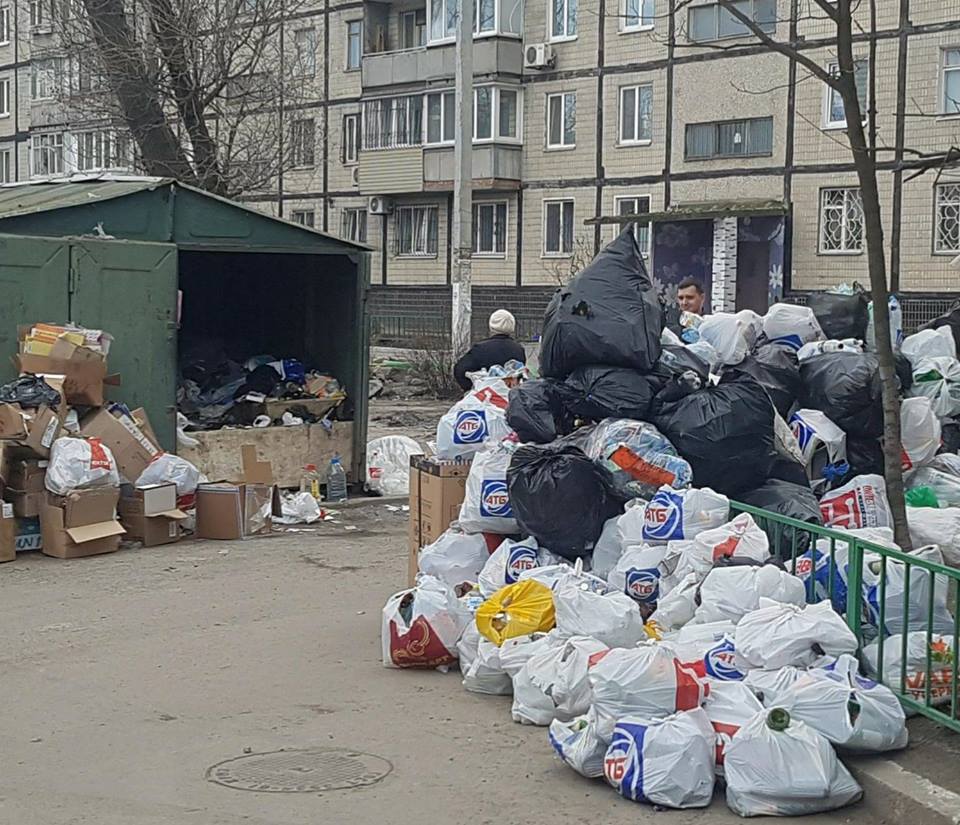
[[206, 748, 393, 793]]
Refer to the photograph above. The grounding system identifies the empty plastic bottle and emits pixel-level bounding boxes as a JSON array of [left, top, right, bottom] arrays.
[[300, 464, 321, 500], [326, 454, 348, 503]]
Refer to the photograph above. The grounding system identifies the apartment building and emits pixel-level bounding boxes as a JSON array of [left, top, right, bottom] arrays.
[[2, 0, 958, 329]]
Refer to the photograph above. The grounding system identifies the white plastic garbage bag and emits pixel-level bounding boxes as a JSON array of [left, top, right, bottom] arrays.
[[418, 529, 491, 588], [274, 491, 322, 524], [590, 642, 709, 742], [863, 633, 956, 707], [735, 599, 858, 671], [864, 544, 954, 637], [511, 635, 608, 725], [553, 570, 647, 648], [819, 473, 892, 530], [789, 409, 848, 495], [458, 440, 518, 534], [648, 572, 700, 632], [743, 666, 806, 706], [692, 565, 806, 626], [365, 435, 424, 495], [617, 500, 649, 548], [666, 631, 746, 682], [901, 327, 957, 367], [478, 538, 560, 597], [781, 654, 908, 752], [723, 710, 863, 817], [45, 436, 120, 495], [603, 710, 716, 809], [908, 356, 960, 420], [704, 681, 763, 775], [907, 467, 960, 509], [136, 453, 203, 496], [436, 379, 513, 459], [381, 575, 471, 669], [763, 304, 824, 352], [549, 713, 607, 778], [908, 507, 960, 566], [458, 623, 513, 695], [797, 338, 864, 361], [499, 631, 558, 677], [698, 311, 761, 366], [590, 516, 624, 580], [660, 512, 771, 586], [607, 544, 668, 611], [641, 486, 730, 543], [900, 397, 941, 471]]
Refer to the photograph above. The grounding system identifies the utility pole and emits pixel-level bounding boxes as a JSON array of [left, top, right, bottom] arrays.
[[451, 0, 473, 358]]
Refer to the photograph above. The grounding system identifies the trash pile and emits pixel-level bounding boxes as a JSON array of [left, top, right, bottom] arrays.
[[386, 231, 960, 814]]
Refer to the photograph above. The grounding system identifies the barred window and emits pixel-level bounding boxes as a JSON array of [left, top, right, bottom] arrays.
[[935, 183, 960, 254], [819, 187, 864, 254]]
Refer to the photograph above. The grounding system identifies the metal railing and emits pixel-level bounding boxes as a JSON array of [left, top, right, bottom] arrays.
[[731, 501, 960, 733]]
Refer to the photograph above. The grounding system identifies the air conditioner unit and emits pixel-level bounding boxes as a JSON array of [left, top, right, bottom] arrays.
[[368, 196, 393, 215], [351, 167, 360, 187], [524, 43, 555, 70]]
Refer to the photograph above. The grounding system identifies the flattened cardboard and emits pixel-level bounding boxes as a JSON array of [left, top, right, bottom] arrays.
[[80, 408, 161, 482], [65, 522, 126, 543], [240, 444, 274, 485], [14, 353, 112, 407], [18, 406, 64, 459], [130, 408, 160, 449], [0, 404, 28, 440], [0, 503, 15, 563]]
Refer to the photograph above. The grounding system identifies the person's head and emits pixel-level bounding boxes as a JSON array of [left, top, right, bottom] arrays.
[[489, 309, 516, 337], [677, 278, 706, 315]]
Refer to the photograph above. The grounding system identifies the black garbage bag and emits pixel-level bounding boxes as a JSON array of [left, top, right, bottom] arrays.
[[807, 286, 869, 341], [942, 419, 960, 453], [507, 443, 622, 560], [720, 344, 800, 419], [561, 365, 661, 422], [540, 227, 663, 379], [846, 436, 885, 477], [767, 455, 811, 488], [799, 352, 883, 439], [920, 300, 960, 354], [653, 375, 778, 496], [506, 379, 571, 444], [895, 351, 913, 392], [738, 479, 822, 561], [0, 375, 61, 408], [649, 345, 711, 408]]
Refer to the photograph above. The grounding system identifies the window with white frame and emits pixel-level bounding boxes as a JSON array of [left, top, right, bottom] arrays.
[[429, 0, 518, 42], [290, 118, 315, 166], [0, 148, 11, 183], [295, 28, 317, 76], [426, 90, 455, 144], [935, 183, 960, 254], [292, 209, 315, 227], [614, 195, 651, 256], [621, 0, 653, 31], [825, 59, 869, 128], [547, 92, 576, 148], [942, 48, 960, 115], [363, 95, 423, 149], [688, 0, 775, 42], [75, 129, 131, 171], [30, 132, 63, 176], [0, 7, 10, 44], [550, 0, 577, 39], [819, 187, 864, 254], [544, 199, 574, 255], [342, 207, 368, 243], [498, 88, 519, 138], [399, 9, 426, 48], [0, 77, 9, 117], [619, 84, 653, 144], [473, 201, 507, 255], [346, 20, 362, 70], [29, 0, 42, 28], [343, 113, 359, 163], [395, 205, 438, 256], [31, 58, 62, 100], [474, 86, 520, 141]]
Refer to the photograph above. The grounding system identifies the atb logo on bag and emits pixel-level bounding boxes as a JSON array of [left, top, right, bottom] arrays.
[[453, 409, 488, 444], [789, 413, 815, 452], [703, 638, 744, 681], [625, 567, 660, 604], [642, 490, 683, 540], [794, 554, 814, 577], [480, 479, 512, 518], [604, 755, 628, 783], [506, 543, 537, 582]]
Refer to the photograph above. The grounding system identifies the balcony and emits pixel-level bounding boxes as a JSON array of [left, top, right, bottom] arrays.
[[361, 37, 522, 89], [423, 144, 521, 186]]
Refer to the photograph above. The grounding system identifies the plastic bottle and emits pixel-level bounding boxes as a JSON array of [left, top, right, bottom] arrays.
[[300, 464, 321, 500], [326, 454, 348, 503]]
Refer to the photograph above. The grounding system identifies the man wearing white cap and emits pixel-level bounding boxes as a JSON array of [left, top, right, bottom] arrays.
[[453, 309, 526, 390]]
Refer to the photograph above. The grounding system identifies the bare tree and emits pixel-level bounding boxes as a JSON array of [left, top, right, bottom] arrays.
[[46, 0, 313, 197]]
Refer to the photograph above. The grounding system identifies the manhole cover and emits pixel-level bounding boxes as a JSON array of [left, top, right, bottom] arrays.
[[206, 748, 393, 793]]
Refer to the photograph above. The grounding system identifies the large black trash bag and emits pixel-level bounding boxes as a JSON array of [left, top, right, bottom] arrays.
[[807, 286, 870, 341], [895, 351, 913, 392], [507, 443, 622, 560], [767, 455, 811, 488], [539, 227, 664, 379], [0, 375, 61, 408], [942, 419, 960, 453], [738, 479, 823, 561], [653, 375, 778, 496], [799, 351, 883, 439], [561, 365, 661, 422], [921, 300, 960, 354], [649, 345, 711, 408], [720, 344, 800, 419], [506, 379, 571, 443], [846, 436, 885, 477]]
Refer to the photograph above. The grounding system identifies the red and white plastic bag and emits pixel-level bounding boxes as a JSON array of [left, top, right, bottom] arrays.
[[819, 474, 892, 530], [45, 436, 120, 495]]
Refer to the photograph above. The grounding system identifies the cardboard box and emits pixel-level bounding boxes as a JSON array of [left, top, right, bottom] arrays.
[[0, 503, 15, 563], [14, 328, 117, 407], [0, 404, 28, 440], [3, 458, 47, 493], [195, 483, 274, 540], [19, 406, 64, 459], [408, 455, 472, 585], [6, 490, 45, 518], [80, 407, 162, 483], [39, 488, 124, 559], [118, 483, 187, 547]]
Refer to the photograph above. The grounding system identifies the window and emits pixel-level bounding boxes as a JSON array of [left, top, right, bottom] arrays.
[[342, 207, 368, 242], [685, 116, 773, 159], [31, 58, 62, 100], [363, 95, 423, 149], [346, 20, 362, 70], [400, 9, 426, 48], [622, 0, 653, 31], [619, 84, 653, 144], [614, 195, 651, 256], [0, 148, 11, 183], [76, 54, 107, 93], [292, 210, 315, 227], [547, 92, 576, 148], [295, 28, 317, 76], [475, 87, 493, 140], [473, 201, 507, 255], [29, 0, 42, 27], [550, 0, 577, 39], [0, 7, 10, 44], [475, 0, 495, 32], [942, 49, 960, 115], [688, 0, 775, 42], [474, 86, 520, 141], [825, 59, 868, 128], [290, 118, 315, 166], [395, 205, 438, 256], [820, 187, 864, 254], [0, 77, 9, 116], [30, 132, 63, 176], [75, 129, 131, 171], [935, 183, 960, 254], [499, 88, 518, 139], [429, 0, 514, 41], [544, 199, 574, 255], [343, 113, 359, 163], [426, 90, 455, 144]]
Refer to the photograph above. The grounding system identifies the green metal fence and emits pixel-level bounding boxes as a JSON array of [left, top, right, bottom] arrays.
[[730, 501, 960, 733]]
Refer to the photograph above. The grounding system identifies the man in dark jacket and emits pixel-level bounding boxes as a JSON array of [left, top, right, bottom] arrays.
[[453, 309, 526, 390]]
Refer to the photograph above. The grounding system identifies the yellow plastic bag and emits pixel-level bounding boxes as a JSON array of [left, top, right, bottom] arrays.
[[475, 579, 556, 646]]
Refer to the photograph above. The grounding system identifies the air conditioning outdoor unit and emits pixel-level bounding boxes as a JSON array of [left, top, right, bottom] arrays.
[[524, 43, 555, 70], [368, 196, 393, 215]]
